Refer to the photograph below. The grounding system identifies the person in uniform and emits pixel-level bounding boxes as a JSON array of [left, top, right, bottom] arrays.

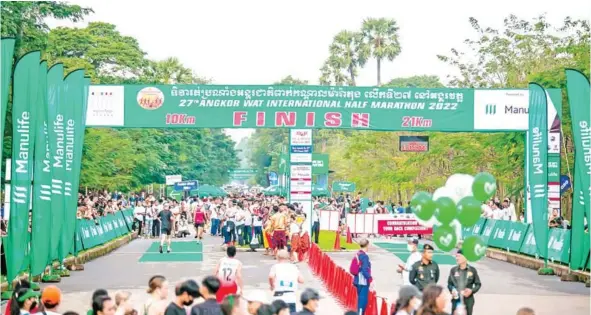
[[409, 244, 440, 291], [447, 249, 482, 315]]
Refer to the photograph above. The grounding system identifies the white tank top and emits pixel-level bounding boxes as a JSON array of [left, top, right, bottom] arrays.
[[271, 263, 299, 303], [218, 257, 241, 284]]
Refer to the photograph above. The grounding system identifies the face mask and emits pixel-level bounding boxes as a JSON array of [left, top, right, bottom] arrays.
[[183, 299, 194, 306]]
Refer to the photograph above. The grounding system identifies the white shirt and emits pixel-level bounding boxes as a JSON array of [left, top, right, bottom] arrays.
[[253, 212, 263, 227], [508, 203, 517, 221], [366, 206, 375, 214], [243, 209, 252, 226], [218, 257, 241, 284], [312, 209, 319, 222], [235, 209, 246, 225], [210, 204, 218, 219], [35, 311, 61, 315], [403, 251, 422, 285], [225, 207, 237, 223], [481, 204, 493, 218], [269, 263, 300, 303], [289, 222, 300, 236], [134, 206, 145, 220], [492, 208, 505, 220]]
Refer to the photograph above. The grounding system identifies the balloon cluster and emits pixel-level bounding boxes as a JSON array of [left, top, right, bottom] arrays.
[[411, 172, 497, 262]]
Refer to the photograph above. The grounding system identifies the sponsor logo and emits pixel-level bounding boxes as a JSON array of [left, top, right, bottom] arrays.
[[485, 104, 496, 115], [312, 160, 324, 167], [137, 87, 164, 110]]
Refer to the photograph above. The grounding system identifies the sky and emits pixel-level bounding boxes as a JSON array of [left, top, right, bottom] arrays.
[[48, 0, 590, 143]]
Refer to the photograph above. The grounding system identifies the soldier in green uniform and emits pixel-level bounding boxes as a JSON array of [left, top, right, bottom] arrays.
[[447, 249, 482, 315], [409, 244, 440, 291]]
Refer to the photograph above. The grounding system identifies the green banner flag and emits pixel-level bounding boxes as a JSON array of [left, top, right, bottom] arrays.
[[58, 69, 85, 260], [527, 83, 549, 261], [30, 61, 52, 276], [47, 63, 66, 262], [1, 38, 16, 165], [565, 69, 591, 269], [70, 76, 90, 255], [7, 51, 41, 282]]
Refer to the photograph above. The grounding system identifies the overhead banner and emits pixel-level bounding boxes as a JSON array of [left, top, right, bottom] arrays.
[[399, 135, 429, 152], [565, 69, 591, 270], [7, 51, 41, 282], [85, 85, 562, 131], [30, 61, 52, 276], [47, 63, 65, 262], [1, 38, 16, 164], [527, 83, 549, 260]]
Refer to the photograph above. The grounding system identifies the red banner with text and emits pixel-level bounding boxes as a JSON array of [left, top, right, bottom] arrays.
[[377, 219, 433, 235]]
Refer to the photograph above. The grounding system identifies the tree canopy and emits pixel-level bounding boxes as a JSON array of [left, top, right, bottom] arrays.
[[246, 15, 589, 220], [1, 2, 238, 191]]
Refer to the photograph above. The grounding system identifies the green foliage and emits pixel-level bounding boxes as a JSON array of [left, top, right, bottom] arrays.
[[1, 6, 238, 191], [247, 15, 589, 221]]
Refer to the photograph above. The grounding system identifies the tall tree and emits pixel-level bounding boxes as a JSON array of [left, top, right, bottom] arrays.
[[275, 75, 309, 85], [0, 1, 93, 58], [319, 58, 349, 86], [329, 30, 368, 86], [438, 14, 590, 218], [361, 18, 402, 86]]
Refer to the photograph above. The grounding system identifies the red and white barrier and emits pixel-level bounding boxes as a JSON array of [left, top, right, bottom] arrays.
[[319, 210, 341, 231]]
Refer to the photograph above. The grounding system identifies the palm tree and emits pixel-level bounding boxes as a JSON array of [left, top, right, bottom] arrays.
[[329, 30, 369, 86], [319, 59, 349, 86], [361, 18, 402, 86]]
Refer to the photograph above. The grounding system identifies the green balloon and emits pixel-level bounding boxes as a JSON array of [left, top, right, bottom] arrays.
[[435, 197, 457, 225], [461, 236, 487, 262], [457, 196, 482, 227], [433, 225, 457, 252], [411, 191, 436, 221], [472, 172, 497, 202]]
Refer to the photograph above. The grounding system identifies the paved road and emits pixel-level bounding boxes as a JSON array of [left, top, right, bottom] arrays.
[[31, 234, 341, 314], [328, 239, 590, 315]]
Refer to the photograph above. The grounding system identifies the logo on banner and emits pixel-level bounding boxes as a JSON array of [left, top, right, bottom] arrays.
[[137, 87, 164, 110], [485, 104, 497, 115], [86, 86, 125, 126]]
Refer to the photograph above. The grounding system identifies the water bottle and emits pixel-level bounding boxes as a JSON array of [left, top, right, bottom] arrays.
[[455, 303, 466, 315]]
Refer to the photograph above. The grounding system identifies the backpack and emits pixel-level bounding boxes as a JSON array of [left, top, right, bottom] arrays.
[[349, 252, 361, 275]]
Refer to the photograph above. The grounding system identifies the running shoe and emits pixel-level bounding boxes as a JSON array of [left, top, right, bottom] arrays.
[[159, 245, 163, 253]]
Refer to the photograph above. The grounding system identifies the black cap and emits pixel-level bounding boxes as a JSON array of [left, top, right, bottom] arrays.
[[423, 244, 434, 251], [300, 288, 322, 304], [456, 249, 464, 255]]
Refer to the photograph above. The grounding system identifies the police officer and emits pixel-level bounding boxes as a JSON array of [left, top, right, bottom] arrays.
[[447, 249, 481, 315], [409, 244, 440, 291], [296, 288, 322, 314]]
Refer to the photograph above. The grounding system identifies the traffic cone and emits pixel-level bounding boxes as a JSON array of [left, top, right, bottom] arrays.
[[333, 230, 341, 250], [346, 227, 353, 244], [380, 298, 389, 315]]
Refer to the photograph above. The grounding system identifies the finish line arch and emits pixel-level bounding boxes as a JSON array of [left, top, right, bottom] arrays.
[[85, 84, 561, 132], [84, 84, 563, 235]]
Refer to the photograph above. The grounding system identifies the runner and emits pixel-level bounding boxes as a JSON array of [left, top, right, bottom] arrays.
[[268, 249, 304, 312], [214, 245, 243, 302], [158, 204, 174, 253], [194, 204, 206, 241]]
